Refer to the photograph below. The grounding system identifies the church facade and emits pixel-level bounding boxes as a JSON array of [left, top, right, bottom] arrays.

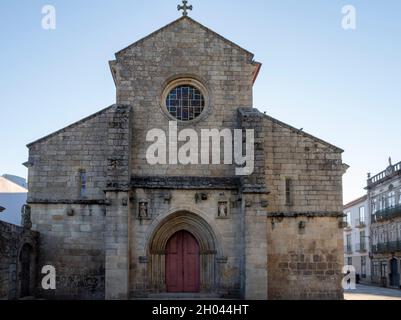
[[25, 15, 347, 300]]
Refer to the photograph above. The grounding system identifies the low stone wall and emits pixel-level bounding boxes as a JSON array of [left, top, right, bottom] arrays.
[[0, 221, 39, 300]]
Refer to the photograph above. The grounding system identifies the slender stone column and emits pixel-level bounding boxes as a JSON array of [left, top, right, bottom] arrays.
[[105, 191, 130, 299], [243, 193, 268, 300], [104, 105, 132, 299], [238, 108, 269, 299]]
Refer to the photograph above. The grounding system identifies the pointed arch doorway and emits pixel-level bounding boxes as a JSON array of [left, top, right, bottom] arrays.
[[166, 230, 200, 293], [147, 211, 219, 293]]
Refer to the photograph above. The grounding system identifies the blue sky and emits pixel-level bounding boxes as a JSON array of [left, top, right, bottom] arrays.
[[0, 0, 400, 203]]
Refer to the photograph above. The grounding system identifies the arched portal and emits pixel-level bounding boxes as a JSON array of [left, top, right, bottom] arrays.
[[165, 230, 200, 293], [19, 243, 34, 298], [147, 211, 218, 293]]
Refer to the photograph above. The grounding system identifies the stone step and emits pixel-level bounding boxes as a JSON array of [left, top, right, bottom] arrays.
[[144, 293, 223, 300]]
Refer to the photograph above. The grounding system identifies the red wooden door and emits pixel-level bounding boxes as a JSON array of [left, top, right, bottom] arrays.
[[166, 230, 200, 293]]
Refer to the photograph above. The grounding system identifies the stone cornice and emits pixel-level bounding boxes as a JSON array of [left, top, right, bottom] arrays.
[[27, 199, 110, 206], [267, 211, 344, 218], [131, 176, 241, 190]]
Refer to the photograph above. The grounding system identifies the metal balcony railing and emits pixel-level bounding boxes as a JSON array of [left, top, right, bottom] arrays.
[[344, 245, 353, 254], [343, 221, 352, 230], [372, 204, 401, 222], [372, 241, 401, 254], [355, 242, 367, 253], [355, 219, 366, 228]]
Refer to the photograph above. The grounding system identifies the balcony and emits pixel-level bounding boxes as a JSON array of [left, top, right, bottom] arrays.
[[372, 204, 401, 222], [367, 161, 401, 187], [372, 240, 401, 254], [356, 242, 367, 253], [343, 222, 352, 230], [355, 219, 366, 228], [344, 245, 353, 254]]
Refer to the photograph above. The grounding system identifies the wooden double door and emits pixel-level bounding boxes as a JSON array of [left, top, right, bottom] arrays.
[[165, 230, 200, 293]]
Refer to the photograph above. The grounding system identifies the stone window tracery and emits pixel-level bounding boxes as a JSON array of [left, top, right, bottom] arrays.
[[166, 85, 205, 121]]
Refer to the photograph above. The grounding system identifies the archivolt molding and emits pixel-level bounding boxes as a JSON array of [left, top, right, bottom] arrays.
[[146, 207, 223, 256], [145, 207, 221, 292]]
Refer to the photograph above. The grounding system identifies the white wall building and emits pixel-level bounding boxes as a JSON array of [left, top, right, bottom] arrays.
[[368, 159, 401, 288], [343, 195, 371, 282], [0, 175, 28, 225]]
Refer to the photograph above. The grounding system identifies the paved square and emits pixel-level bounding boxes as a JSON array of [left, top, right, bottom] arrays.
[[344, 284, 401, 300]]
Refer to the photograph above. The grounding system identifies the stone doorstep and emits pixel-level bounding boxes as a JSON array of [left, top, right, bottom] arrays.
[[141, 293, 223, 300], [18, 296, 37, 300]]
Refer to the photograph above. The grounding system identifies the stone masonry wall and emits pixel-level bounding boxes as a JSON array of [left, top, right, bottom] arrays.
[[111, 16, 259, 178], [27, 105, 115, 201], [31, 204, 105, 299], [262, 114, 344, 214], [27, 104, 132, 299], [267, 216, 343, 299], [262, 114, 345, 299], [0, 221, 39, 300]]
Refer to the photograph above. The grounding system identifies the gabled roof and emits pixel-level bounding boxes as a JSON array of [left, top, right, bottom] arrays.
[[0, 177, 27, 193], [344, 195, 367, 209], [115, 16, 256, 60]]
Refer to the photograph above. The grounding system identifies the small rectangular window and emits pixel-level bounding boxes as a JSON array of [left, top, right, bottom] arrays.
[[285, 178, 293, 206], [79, 170, 86, 198]]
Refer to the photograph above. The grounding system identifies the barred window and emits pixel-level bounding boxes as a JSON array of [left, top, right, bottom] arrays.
[[166, 85, 205, 121]]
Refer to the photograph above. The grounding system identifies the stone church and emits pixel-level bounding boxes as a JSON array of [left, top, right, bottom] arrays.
[[25, 8, 347, 300]]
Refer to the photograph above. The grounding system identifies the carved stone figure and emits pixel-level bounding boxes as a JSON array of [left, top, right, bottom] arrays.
[[218, 202, 228, 217], [21, 204, 32, 230], [139, 202, 148, 219]]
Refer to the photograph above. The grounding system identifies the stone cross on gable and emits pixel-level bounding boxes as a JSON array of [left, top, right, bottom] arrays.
[[178, 0, 193, 16]]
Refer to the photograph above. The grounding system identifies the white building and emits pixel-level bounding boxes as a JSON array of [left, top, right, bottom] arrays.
[[368, 159, 401, 288], [0, 175, 28, 225], [343, 195, 371, 282]]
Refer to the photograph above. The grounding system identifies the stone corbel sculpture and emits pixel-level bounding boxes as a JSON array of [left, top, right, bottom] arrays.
[[66, 207, 75, 217], [195, 192, 208, 203], [163, 192, 172, 204]]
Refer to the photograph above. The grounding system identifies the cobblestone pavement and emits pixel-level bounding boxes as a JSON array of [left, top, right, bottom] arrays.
[[344, 284, 401, 300]]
